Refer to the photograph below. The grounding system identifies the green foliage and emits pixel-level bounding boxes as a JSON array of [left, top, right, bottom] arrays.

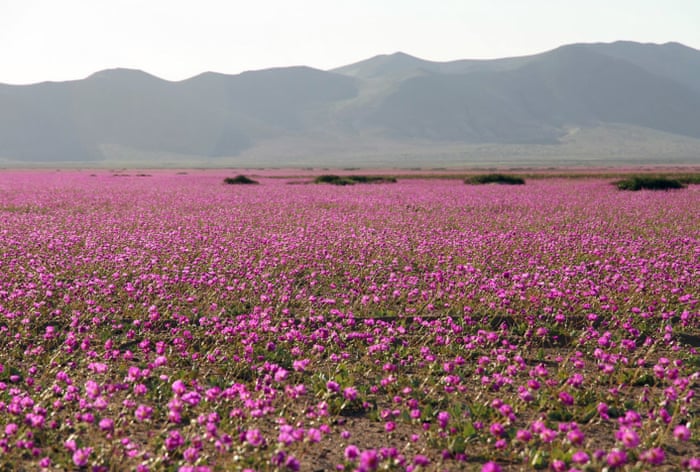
[[314, 175, 397, 185], [464, 174, 525, 185], [615, 175, 685, 191], [223, 175, 259, 185]]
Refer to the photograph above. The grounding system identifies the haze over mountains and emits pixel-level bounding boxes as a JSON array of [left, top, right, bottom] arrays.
[[2, 41, 700, 167]]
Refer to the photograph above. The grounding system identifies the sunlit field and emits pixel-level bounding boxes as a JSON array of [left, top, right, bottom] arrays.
[[0, 171, 698, 471]]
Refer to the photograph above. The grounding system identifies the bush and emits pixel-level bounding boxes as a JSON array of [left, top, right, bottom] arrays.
[[465, 174, 525, 185], [615, 176, 685, 191], [224, 175, 259, 185], [314, 175, 397, 185]]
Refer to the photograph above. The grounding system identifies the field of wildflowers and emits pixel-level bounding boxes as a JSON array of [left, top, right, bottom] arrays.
[[0, 171, 697, 471]]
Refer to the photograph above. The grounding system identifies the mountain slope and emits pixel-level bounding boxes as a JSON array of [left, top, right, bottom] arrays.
[[1, 41, 699, 166]]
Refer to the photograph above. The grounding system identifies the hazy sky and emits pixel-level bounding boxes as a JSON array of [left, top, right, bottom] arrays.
[[2, 0, 699, 84]]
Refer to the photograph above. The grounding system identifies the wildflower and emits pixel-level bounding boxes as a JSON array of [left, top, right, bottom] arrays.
[[343, 387, 358, 401], [481, 462, 502, 472], [307, 428, 322, 442], [183, 447, 199, 462], [674, 424, 691, 441], [245, 428, 264, 447], [85, 380, 101, 399], [616, 426, 640, 448], [4, 423, 18, 436], [165, 430, 184, 451], [172, 380, 187, 395], [135, 404, 153, 421], [640, 447, 665, 466], [571, 450, 589, 465], [550, 459, 566, 472], [344, 445, 359, 460], [606, 449, 628, 468], [437, 411, 450, 429], [98, 417, 114, 432], [489, 422, 505, 437], [413, 454, 430, 466], [359, 449, 379, 470], [72, 447, 92, 467], [558, 391, 574, 406]]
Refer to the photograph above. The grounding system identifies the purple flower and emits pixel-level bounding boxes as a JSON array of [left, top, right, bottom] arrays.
[[489, 422, 505, 437], [674, 424, 691, 441], [72, 447, 92, 467], [558, 391, 574, 406], [98, 417, 114, 432], [640, 447, 665, 466], [344, 445, 359, 460], [606, 449, 628, 468], [481, 461, 502, 472], [571, 450, 589, 464], [245, 428, 264, 447], [172, 380, 187, 395], [343, 387, 358, 401], [437, 411, 450, 429], [135, 404, 153, 421], [183, 447, 199, 463], [359, 449, 379, 470], [616, 426, 640, 448], [413, 454, 430, 466]]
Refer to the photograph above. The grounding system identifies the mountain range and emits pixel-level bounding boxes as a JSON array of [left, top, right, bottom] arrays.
[[2, 41, 700, 167]]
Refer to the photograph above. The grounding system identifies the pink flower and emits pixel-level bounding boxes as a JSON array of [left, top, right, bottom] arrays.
[[344, 445, 359, 460], [72, 447, 92, 467], [437, 411, 450, 429], [172, 380, 187, 395], [606, 449, 628, 468], [571, 451, 589, 465], [674, 424, 691, 441], [183, 447, 199, 462], [98, 417, 114, 432], [489, 422, 505, 437], [135, 404, 153, 421], [481, 462, 501, 472], [343, 387, 358, 401], [640, 447, 665, 466], [4, 423, 18, 436], [558, 391, 574, 406], [616, 426, 640, 448], [515, 429, 532, 442], [359, 449, 379, 470], [245, 428, 264, 447]]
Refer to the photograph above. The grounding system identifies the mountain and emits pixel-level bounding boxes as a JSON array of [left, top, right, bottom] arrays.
[[1, 41, 700, 167]]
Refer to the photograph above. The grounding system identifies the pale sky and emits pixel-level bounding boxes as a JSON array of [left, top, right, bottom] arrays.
[[1, 0, 699, 84]]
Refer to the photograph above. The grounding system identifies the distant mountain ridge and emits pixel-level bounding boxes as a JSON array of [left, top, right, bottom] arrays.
[[1, 41, 700, 167]]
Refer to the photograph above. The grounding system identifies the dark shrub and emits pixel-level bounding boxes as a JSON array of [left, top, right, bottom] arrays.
[[615, 176, 684, 191], [314, 175, 397, 185], [224, 175, 259, 185], [465, 174, 525, 185]]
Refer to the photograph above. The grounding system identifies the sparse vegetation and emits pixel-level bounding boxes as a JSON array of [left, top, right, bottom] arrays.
[[314, 175, 397, 185], [615, 175, 685, 191], [224, 175, 259, 185], [465, 173, 525, 185]]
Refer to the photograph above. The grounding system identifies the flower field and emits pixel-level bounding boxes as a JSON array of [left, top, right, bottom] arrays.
[[0, 171, 698, 471]]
